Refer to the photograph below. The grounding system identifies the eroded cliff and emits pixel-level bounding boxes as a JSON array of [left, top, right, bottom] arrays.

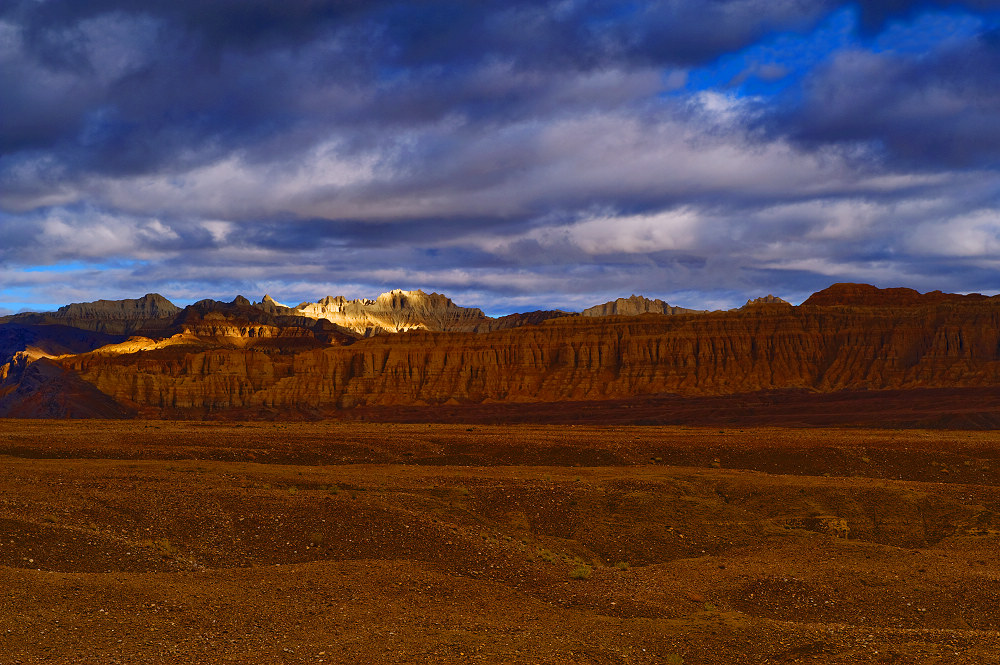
[[52, 288, 1000, 417], [257, 289, 493, 336], [582, 295, 705, 317], [1, 294, 181, 335], [4, 283, 1000, 420]]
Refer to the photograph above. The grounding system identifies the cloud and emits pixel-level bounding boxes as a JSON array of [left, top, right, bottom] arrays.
[[769, 25, 1000, 169], [904, 209, 1000, 257], [1, 1, 1000, 314], [0, 1, 845, 193], [38, 92, 902, 228], [852, 0, 1000, 34]]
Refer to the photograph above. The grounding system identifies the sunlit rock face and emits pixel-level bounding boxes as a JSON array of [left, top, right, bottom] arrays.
[[63, 286, 1000, 415], [742, 295, 791, 308], [267, 289, 493, 336], [5, 283, 1000, 419], [259, 289, 577, 335]]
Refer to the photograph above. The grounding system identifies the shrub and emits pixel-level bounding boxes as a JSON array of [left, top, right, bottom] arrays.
[[569, 565, 592, 580]]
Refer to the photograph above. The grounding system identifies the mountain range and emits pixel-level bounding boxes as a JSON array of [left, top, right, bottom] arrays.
[[2, 283, 1000, 426]]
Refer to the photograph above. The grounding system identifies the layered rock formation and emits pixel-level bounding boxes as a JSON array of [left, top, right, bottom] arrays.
[[176, 296, 358, 346], [5, 282, 1000, 420], [0, 294, 180, 335], [253, 289, 578, 335], [467, 310, 577, 332], [41, 284, 1000, 417], [801, 283, 987, 307], [255, 289, 492, 336], [0, 358, 134, 419], [581, 295, 704, 317], [0, 294, 359, 416], [742, 295, 791, 308]]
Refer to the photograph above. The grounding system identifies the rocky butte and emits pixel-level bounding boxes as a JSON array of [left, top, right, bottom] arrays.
[[1, 284, 999, 424]]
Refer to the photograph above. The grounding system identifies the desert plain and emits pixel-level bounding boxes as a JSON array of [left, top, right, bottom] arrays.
[[2, 420, 1000, 663]]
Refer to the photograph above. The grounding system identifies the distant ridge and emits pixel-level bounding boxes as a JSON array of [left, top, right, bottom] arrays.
[[581, 295, 705, 317], [1, 288, 773, 335], [7, 283, 997, 336], [4, 282, 1000, 421], [0, 294, 180, 335], [267, 289, 491, 336], [802, 283, 988, 307], [742, 294, 791, 308], [54, 293, 180, 320]]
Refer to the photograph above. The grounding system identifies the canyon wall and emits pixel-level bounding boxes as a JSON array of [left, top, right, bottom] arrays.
[[58, 290, 1000, 415]]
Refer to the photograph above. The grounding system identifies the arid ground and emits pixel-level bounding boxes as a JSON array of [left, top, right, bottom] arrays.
[[2, 421, 1000, 663]]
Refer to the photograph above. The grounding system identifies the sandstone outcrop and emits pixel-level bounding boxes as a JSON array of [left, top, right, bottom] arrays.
[[0, 358, 134, 419], [0, 294, 181, 335], [5, 283, 1000, 420], [49, 286, 1000, 417], [581, 295, 704, 317], [466, 310, 577, 332], [742, 295, 791, 308], [176, 296, 358, 346], [0, 324, 127, 392], [258, 289, 493, 336], [801, 283, 988, 307], [0, 297, 357, 404], [0, 324, 125, 364]]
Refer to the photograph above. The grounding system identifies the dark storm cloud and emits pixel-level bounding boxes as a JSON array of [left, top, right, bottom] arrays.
[[852, 0, 1000, 33], [2, 1, 1000, 314], [4, 0, 831, 66], [4, 0, 991, 191], [769, 28, 1000, 168], [3, 0, 996, 179], [235, 216, 522, 252], [0, 1, 842, 180], [2, 0, 369, 54]]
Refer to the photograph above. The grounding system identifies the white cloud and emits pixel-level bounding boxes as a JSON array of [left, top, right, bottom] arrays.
[[904, 209, 1000, 257], [22, 71, 882, 225], [95, 143, 381, 220], [5, 11, 1000, 316], [472, 207, 704, 255], [36, 210, 181, 260]]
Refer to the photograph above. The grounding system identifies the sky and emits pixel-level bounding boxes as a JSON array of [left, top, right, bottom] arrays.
[[2, 1, 1000, 316]]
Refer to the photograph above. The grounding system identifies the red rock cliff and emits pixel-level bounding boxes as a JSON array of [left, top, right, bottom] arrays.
[[60, 289, 1000, 415]]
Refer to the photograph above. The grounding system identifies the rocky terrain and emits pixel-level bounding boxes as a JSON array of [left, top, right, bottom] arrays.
[[256, 290, 493, 336], [581, 294, 705, 317], [1, 283, 1000, 422], [4, 282, 1000, 663], [2, 293, 181, 336], [2, 420, 1000, 663]]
